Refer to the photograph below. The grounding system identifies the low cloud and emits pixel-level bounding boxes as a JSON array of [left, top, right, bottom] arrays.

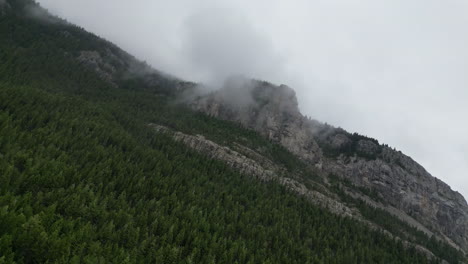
[[36, 0, 468, 199], [181, 7, 286, 89], [24, 1, 64, 24]]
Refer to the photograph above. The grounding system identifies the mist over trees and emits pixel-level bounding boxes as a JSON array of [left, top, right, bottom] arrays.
[[0, 1, 466, 263]]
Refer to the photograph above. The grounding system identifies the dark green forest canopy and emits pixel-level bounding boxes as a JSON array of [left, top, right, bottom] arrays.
[[0, 83, 440, 264], [0, 1, 465, 263]]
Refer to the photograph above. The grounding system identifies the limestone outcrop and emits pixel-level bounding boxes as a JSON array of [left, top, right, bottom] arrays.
[[188, 79, 468, 252]]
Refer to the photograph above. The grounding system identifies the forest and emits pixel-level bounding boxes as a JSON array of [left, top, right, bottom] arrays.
[[0, 0, 466, 263]]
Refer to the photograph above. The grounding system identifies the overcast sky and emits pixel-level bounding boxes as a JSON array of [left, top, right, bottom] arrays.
[[37, 0, 468, 199]]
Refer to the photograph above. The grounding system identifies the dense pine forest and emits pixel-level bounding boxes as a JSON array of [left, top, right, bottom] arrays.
[[0, 0, 466, 263]]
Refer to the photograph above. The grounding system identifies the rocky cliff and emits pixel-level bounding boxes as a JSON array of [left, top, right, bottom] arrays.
[[149, 123, 355, 218], [191, 79, 322, 165], [189, 78, 468, 252]]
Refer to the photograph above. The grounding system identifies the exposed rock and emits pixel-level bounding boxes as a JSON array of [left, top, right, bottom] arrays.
[[280, 177, 354, 217], [76, 47, 187, 96], [346, 188, 435, 237], [77, 50, 117, 85], [150, 124, 277, 180], [330, 133, 351, 149], [326, 147, 468, 251], [150, 123, 446, 260], [356, 139, 379, 156], [191, 79, 322, 164], [149, 123, 354, 218], [187, 79, 468, 252]]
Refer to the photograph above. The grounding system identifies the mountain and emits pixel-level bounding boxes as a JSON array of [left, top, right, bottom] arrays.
[[189, 79, 468, 252], [0, 1, 466, 263]]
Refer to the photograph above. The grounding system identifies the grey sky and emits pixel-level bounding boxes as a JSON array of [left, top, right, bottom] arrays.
[[37, 0, 468, 199]]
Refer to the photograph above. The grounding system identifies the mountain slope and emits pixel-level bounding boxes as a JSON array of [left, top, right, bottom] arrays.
[[190, 79, 468, 253], [0, 1, 466, 263]]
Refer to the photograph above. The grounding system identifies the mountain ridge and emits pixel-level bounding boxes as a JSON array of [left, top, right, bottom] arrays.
[[188, 79, 468, 252], [1, 0, 466, 262], [14, 0, 467, 252]]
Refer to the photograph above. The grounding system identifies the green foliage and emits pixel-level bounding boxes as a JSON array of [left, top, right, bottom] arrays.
[[0, 84, 439, 263], [0, 2, 464, 263], [315, 125, 383, 160]]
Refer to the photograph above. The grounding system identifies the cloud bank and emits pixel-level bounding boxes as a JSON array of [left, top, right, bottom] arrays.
[[181, 7, 285, 88], [37, 0, 468, 199]]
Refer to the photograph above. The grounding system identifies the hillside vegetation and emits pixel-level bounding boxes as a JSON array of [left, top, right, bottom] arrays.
[[0, 1, 465, 263]]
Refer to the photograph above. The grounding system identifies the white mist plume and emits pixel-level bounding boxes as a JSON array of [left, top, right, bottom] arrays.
[[25, 2, 64, 24], [35, 0, 468, 199], [181, 7, 286, 89]]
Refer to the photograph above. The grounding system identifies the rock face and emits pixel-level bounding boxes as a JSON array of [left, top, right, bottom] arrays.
[[326, 146, 468, 250], [76, 47, 189, 95], [188, 79, 468, 252], [150, 124, 278, 180], [191, 79, 322, 165], [149, 123, 353, 218], [78, 51, 117, 85]]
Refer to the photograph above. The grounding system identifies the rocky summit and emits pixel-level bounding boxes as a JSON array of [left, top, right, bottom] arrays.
[[1, 0, 466, 262], [189, 78, 468, 253]]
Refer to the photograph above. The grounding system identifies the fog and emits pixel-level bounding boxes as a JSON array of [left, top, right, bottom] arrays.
[[37, 0, 468, 199]]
